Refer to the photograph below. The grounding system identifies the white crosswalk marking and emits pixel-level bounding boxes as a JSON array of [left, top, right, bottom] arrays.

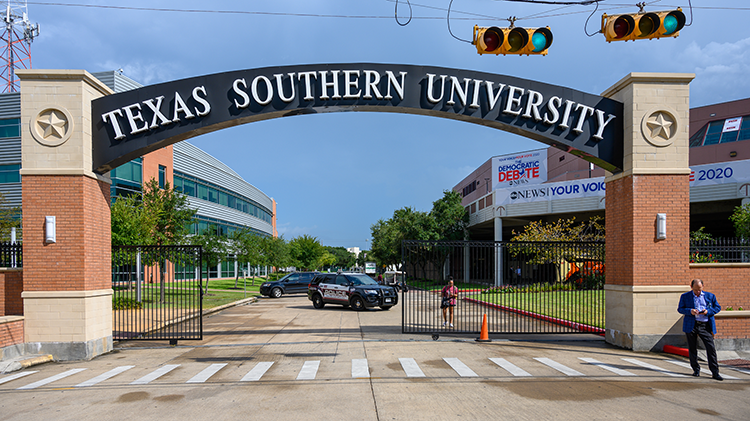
[[241, 362, 274, 382], [17, 368, 87, 390], [622, 358, 684, 377], [489, 358, 532, 377], [297, 361, 320, 380], [0, 371, 37, 385], [75, 365, 135, 387], [579, 358, 636, 376], [535, 358, 585, 376], [130, 364, 180, 385], [443, 358, 478, 377], [665, 360, 739, 380], [352, 359, 370, 378], [399, 358, 425, 377], [186, 363, 227, 384]]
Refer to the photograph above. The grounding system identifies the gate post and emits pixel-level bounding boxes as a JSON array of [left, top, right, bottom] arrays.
[[602, 72, 694, 351], [18, 70, 114, 360]]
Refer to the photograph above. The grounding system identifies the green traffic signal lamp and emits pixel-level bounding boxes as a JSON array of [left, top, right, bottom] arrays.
[[473, 25, 552, 56], [602, 8, 685, 42]]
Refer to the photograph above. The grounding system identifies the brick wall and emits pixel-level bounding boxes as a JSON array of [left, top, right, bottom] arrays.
[[0, 318, 23, 348], [142, 144, 173, 187], [606, 174, 690, 286], [0, 269, 23, 316], [22, 175, 111, 291], [689, 265, 750, 339]]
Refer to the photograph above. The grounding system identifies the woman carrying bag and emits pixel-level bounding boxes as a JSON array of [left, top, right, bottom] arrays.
[[441, 277, 459, 327]]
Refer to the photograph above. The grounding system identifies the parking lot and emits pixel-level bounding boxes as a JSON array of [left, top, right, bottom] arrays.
[[2, 294, 749, 421]]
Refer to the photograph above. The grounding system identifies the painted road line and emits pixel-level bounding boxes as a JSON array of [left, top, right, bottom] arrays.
[[17, 368, 87, 390], [579, 358, 636, 376], [352, 359, 370, 378], [399, 358, 425, 378], [443, 358, 478, 377], [665, 360, 739, 380], [297, 361, 320, 380], [75, 366, 135, 387], [534, 358, 585, 376], [240, 362, 274, 382], [186, 363, 227, 384], [622, 358, 685, 377], [489, 358, 532, 377], [130, 364, 181, 385], [0, 371, 37, 385]]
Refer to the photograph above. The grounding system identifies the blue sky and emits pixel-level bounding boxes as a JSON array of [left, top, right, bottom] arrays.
[[25, 0, 750, 249]]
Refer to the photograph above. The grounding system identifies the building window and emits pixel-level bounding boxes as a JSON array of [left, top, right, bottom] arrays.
[[0, 164, 20, 184], [158, 165, 166, 189], [0, 118, 20, 138]]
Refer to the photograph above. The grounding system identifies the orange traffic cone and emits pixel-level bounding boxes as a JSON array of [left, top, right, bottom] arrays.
[[476, 313, 491, 342]]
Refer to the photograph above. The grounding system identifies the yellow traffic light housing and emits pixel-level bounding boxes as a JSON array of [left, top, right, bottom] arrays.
[[602, 8, 685, 42], [473, 25, 553, 56]]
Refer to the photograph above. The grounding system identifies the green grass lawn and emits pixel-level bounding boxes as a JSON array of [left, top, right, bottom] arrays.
[[469, 289, 605, 328], [201, 277, 265, 293], [114, 283, 258, 310]]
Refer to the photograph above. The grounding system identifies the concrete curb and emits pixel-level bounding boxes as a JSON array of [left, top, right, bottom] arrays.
[[0, 354, 53, 374]]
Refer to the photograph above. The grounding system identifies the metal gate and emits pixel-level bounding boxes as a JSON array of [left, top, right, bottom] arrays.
[[401, 240, 604, 335], [112, 245, 203, 343]]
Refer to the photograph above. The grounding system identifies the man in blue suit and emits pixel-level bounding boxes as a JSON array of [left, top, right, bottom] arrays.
[[677, 279, 722, 380]]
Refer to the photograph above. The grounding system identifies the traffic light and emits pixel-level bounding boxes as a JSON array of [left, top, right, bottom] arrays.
[[601, 8, 685, 42], [473, 25, 553, 56]]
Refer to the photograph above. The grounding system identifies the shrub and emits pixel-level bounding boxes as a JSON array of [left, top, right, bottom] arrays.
[[113, 296, 142, 310]]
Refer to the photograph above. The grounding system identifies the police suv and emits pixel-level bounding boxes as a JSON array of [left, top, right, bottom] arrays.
[[307, 272, 398, 311]]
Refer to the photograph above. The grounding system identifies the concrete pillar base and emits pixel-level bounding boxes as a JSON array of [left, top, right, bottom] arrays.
[[22, 289, 113, 360], [23, 337, 112, 361]]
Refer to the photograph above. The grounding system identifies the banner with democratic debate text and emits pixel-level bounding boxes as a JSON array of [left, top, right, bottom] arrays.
[[495, 158, 750, 206], [492, 149, 547, 190]]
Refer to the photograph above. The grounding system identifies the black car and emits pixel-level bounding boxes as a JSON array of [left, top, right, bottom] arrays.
[[307, 272, 399, 311], [260, 272, 319, 298]]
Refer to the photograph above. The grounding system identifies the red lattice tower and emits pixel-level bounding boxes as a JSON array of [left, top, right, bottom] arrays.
[[0, 1, 39, 93]]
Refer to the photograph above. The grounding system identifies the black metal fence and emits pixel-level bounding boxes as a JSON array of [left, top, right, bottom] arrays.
[[401, 240, 605, 335], [112, 245, 202, 343], [0, 241, 21, 268], [690, 238, 750, 263]]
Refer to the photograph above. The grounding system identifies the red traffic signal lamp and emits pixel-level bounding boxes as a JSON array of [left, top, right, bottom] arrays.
[[473, 25, 553, 56], [602, 8, 685, 42]]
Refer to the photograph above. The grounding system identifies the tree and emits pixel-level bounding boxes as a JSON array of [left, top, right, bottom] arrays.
[[509, 216, 605, 283], [263, 235, 291, 273], [141, 178, 196, 246], [356, 249, 370, 268], [730, 203, 750, 238], [111, 194, 155, 246], [323, 246, 356, 270], [289, 235, 324, 270], [192, 229, 228, 294], [111, 178, 198, 302], [430, 190, 469, 241], [0, 192, 20, 242], [231, 228, 264, 286]]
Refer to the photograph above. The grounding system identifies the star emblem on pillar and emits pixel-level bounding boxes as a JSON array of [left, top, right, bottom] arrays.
[[36, 109, 68, 140], [646, 112, 674, 141]]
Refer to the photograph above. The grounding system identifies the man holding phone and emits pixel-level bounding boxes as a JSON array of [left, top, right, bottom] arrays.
[[677, 279, 723, 381]]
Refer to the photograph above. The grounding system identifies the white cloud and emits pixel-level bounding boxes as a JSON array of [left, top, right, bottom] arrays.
[[678, 37, 750, 105], [97, 60, 180, 85]]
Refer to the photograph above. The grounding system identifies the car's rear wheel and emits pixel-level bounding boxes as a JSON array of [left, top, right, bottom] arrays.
[[312, 294, 325, 309], [351, 296, 365, 311], [380, 306, 392, 311], [271, 287, 283, 298]]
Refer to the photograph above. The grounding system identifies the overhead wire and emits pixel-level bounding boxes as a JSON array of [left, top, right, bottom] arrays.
[[395, 0, 412, 26], [447, 0, 474, 44]]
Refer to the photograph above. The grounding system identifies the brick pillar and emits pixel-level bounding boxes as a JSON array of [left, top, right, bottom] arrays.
[[602, 73, 694, 351], [17, 70, 114, 360]]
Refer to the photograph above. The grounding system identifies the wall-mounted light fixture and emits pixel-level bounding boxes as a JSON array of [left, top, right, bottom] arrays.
[[730, 151, 737, 157], [45, 216, 56, 244], [656, 213, 667, 240]]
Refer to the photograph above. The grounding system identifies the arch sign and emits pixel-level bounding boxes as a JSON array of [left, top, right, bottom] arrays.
[[92, 63, 623, 174]]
